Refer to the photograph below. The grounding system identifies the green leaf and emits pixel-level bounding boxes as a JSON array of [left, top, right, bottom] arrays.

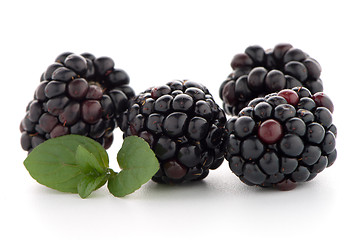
[[108, 136, 159, 197], [77, 173, 109, 199], [75, 145, 110, 198], [24, 135, 109, 194], [75, 145, 107, 175]]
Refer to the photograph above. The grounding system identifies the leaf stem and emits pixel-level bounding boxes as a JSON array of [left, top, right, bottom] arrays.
[[106, 168, 117, 177]]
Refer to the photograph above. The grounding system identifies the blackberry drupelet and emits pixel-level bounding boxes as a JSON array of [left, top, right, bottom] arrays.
[[220, 43, 324, 115], [20, 52, 134, 152], [119, 80, 227, 184], [225, 87, 337, 190]]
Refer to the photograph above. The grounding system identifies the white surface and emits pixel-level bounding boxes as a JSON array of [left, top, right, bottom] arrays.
[[1, 0, 359, 239]]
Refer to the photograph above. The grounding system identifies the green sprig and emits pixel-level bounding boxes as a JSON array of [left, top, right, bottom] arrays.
[[24, 135, 159, 198]]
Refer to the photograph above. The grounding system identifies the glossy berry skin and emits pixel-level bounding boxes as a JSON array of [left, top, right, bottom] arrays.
[[258, 119, 283, 144], [120, 80, 227, 184], [220, 43, 324, 115], [278, 89, 299, 106], [312, 92, 334, 113], [20, 52, 134, 152], [225, 87, 337, 190]]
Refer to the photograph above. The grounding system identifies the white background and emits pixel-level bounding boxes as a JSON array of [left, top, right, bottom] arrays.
[[1, 0, 359, 239]]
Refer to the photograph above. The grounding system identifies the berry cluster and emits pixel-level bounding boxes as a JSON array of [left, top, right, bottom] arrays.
[[220, 44, 324, 115], [20, 44, 338, 190], [119, 80, 227, 183], [20, 52, 134, 152], [225, 87, 337, 190]]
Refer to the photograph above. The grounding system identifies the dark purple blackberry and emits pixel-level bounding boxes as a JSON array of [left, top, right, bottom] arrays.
[[119, 80, 227, 184], [226, 87, 337, 190], [220, 43, 324, 115], [20, 52, 134, 152]]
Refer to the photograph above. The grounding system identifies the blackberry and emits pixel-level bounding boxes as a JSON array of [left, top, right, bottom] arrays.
[[119, 80, 227, 184], [20, 52, 134, 152], [220, 43, 324, 115], [225, 87, 337, 190]]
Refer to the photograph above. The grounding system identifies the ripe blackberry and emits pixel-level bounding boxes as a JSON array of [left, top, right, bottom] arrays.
[[119, 80, 227, 184], [20, 52, 134, 152], [225, 87, 337, 190], [220, 43, 324, 115]]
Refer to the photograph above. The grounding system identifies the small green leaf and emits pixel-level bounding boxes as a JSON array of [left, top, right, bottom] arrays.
[[77, 173, 109, 199], [75, 145, 107, 175], [75, 145, 110, 198], [24, 135, 109, 194], [108, 136, 159, 197]]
